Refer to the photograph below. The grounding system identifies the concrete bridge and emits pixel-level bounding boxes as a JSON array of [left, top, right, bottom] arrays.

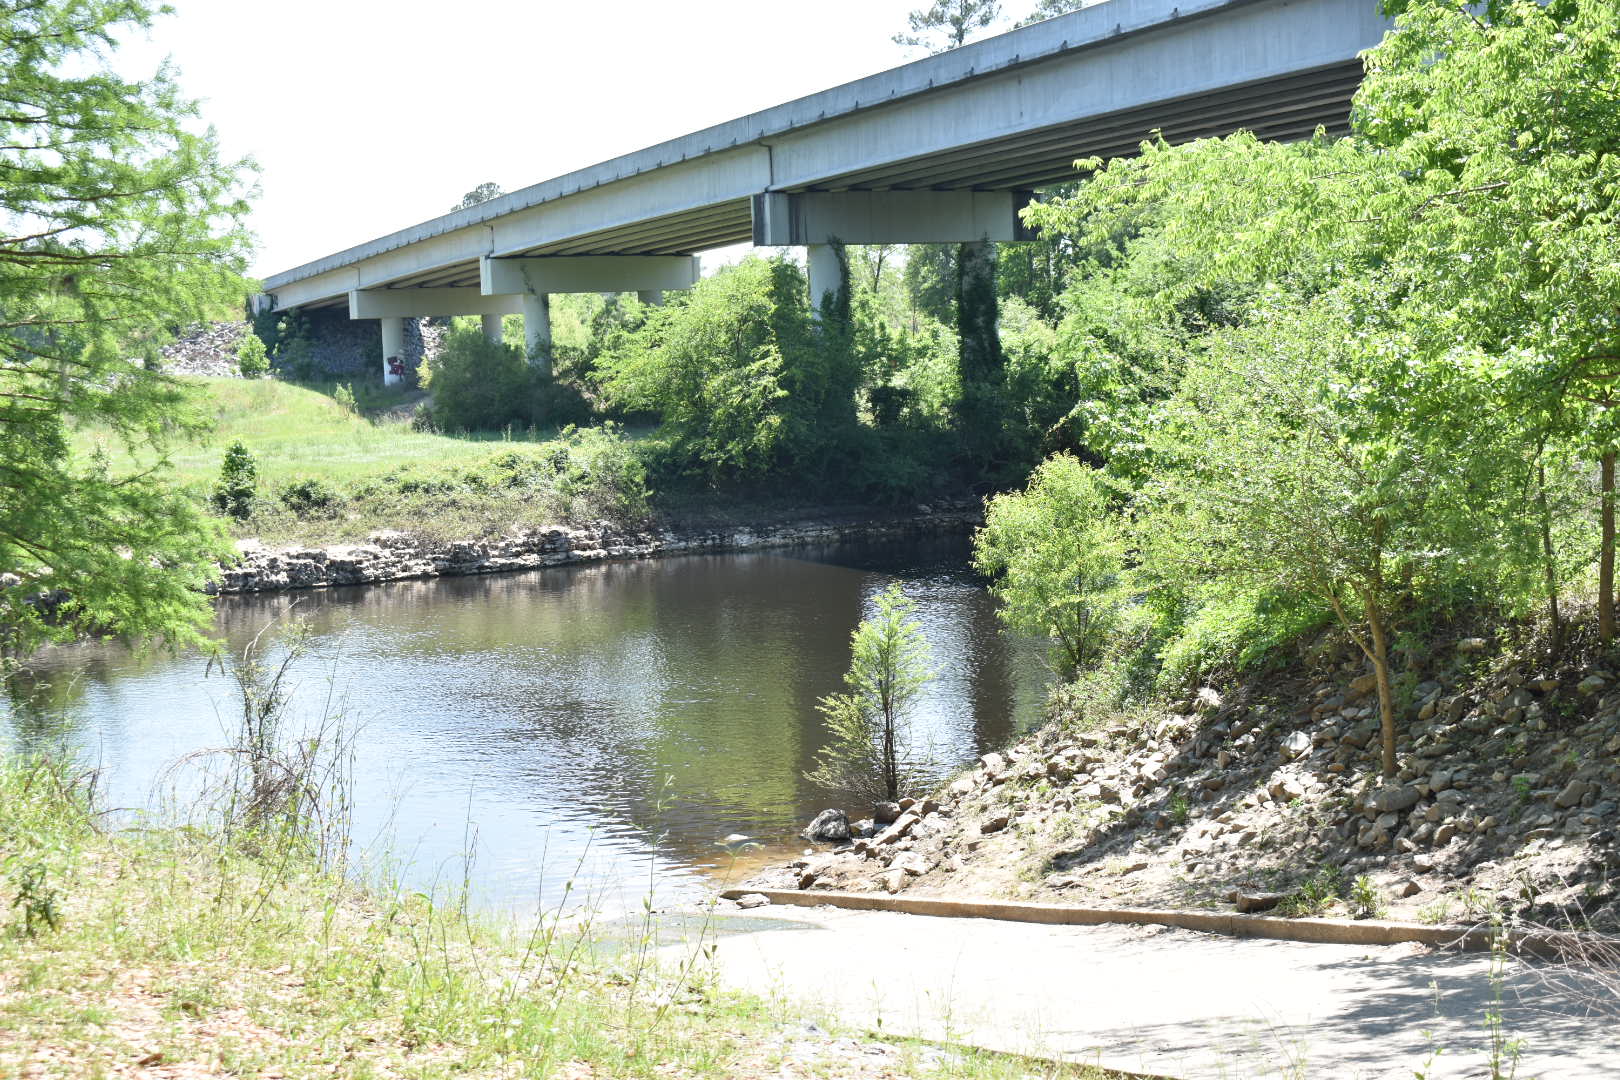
[[258, 0, 1391, 385]]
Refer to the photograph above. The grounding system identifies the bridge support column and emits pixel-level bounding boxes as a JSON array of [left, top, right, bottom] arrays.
[[805, 244, 845, 322], [380, 316, 406, 386], [636, 290, 664, 306], [522, 292, 552, 377], [480, 313, 504, 345]]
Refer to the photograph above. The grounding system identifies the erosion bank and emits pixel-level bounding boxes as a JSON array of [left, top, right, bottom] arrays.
[[209, 502, 980, 595], [746, 627, 1620, 936]]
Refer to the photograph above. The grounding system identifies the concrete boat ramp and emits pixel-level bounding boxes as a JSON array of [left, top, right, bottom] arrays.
[[654, 904, 1620, 1078]]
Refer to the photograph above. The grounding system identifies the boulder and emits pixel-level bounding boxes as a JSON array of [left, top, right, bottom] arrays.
[[1280, 731, 1312, 762], [1347, 672, 1379, 701], [802, 808, 851, 843], [980, 812, 1011, 835], [873, 801, 902, 825], [873, 812, 920, 846], [735, 893, 771, 910], [1554, 780, 1590, 809], [1362, 785, 1422, 814]]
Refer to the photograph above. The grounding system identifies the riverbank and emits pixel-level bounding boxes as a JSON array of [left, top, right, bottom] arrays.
[[0, 756, 1107, 1080], [209, 502, 981, 594], [747, 619, 1620, 940]]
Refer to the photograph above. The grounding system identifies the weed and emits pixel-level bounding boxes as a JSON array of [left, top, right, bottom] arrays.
[[333, 382, 358, 415], [1170, 790, 1191, 825], [7, 862, 59, 937], [1417, 897, 1454, 925], [1347, 874, 1387, 920], [1511, 774, 1534, 803], [1277, 865, 1345, 917]]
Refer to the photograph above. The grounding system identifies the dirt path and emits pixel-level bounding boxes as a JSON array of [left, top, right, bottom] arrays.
[[669, 906, 1620, 1079]]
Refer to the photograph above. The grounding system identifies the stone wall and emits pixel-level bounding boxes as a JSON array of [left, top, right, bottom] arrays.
[[160, 314, 445, 385], [209, 508, 980, 595]]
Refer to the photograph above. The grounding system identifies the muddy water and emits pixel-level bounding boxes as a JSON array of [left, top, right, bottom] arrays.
[[2, 537, 1048, 913]]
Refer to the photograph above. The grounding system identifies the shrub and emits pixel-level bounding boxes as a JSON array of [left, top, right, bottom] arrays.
[[973, 453, 1129, 678], [278, 477, 339, 518], [805, 585, 934, 803], [332, 383, 357, 415], [235, 333, 269, 378], [212, 441, 257, 521], [421, 325, 591, 433]]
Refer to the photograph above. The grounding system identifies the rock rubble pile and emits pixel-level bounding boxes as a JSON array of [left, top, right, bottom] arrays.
[[758, 641, 1620, 929], [210, 507, 981, 595]]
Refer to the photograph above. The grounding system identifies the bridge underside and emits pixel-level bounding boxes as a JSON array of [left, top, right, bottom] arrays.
[[290, 59, 1360, 307]]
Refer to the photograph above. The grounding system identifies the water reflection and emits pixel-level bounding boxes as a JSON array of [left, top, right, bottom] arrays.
[[2, 538, 1049, 912]]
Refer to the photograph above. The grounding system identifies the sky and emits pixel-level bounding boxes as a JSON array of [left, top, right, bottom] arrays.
[[111, 0, 1028, 279]]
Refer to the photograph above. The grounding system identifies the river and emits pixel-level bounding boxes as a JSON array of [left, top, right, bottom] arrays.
[[1, 537, 1049, 913]]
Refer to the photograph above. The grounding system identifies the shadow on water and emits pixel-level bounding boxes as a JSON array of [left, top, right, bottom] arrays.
[[1, 536, 1050, 913]]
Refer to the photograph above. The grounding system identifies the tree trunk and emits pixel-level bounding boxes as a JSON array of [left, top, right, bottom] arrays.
[[1366, 597, 1398, 780], [1538, 462, 1563, 661], [1603, 450, 1616, 645]]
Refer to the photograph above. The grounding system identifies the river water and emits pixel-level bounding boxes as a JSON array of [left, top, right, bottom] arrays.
[[1, 537, 1049, 913]]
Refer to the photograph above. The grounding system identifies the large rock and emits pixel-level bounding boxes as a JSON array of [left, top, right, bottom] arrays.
[[1362, 785, 1422, 814], [802, 808, 851, 843], [1280, 731, 1312, 762]]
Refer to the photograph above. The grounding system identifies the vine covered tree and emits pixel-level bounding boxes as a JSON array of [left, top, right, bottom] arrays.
[[0, 0, 254, 655]]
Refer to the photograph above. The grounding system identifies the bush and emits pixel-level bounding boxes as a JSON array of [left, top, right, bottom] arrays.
[[421, 325, 592, 433], [332, 383, 357, 414], [973, 454, 1129, 678], [278, 477, 340, 518], [235, 333, 269, 378], [212, 441, 257, 521]]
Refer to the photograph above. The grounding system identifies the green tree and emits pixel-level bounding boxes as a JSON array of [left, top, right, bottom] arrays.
[[974, 453, 1127, 677], [212, 442, 258, 523], [1138, 288, 1522, 778], [1352, 0, 1620, 641], [451, 181, 504, 212], [894, 1, 1009, 478], [893, 0, 1003, 53], [1016, 0, 1089, 27], [0, 0, 252, 655], [806, 585, 935, 803], [598, 257, 845, 483], [235, 333, 269, 378]]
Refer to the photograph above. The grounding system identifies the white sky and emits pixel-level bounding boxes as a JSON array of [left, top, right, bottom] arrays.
[[113, 0, 1023, 280]]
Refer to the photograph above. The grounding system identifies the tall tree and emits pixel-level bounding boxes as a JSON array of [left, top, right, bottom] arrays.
[[0, 1, 253, 656], [895, 1, 1009, 474], [893, 0, 1004, 52], [1016, 0, 1089, 27], [451, 181, 504, 212]]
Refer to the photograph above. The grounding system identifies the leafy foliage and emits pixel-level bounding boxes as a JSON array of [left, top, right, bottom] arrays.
[[806, 585, 935, 803], [0, 0, 252, 654], [974, 454, 1127, 677], [236, 334, 269, 378], [420, 325, 588, 434], [213, 442, 259, 522]]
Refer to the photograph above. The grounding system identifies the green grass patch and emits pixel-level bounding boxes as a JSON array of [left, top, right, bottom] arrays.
[[77, 376, 570, 488], [72, 378, 653, 546]]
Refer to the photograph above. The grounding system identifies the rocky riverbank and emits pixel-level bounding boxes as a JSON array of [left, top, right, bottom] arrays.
[[750, 628, 1620, 932], [209, 503, 981, 594]]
